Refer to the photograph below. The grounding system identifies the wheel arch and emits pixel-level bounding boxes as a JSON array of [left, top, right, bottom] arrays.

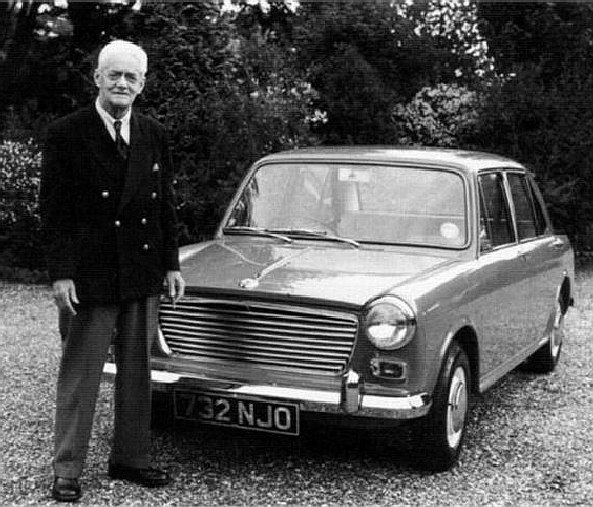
[[450, 326, 480, 395]]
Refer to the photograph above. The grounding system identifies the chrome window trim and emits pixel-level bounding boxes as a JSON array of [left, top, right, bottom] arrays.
[[476, 168, 518, 256], [220, 160, 472, 250]]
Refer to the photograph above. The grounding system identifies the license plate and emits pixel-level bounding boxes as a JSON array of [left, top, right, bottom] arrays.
[[173, 391, 300, 436]]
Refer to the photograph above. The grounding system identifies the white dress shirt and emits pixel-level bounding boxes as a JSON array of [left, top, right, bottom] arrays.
[[95, 98, 131, 144]]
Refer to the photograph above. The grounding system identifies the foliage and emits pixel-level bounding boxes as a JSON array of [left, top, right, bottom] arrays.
[[478, 2, 593, 83], [465, 72, 593, 243], [0, 1, 142, 136], [2, 0, 593, 263], [138, 2, 317, 241], [286, 0, 485, 145], [409, 0, 493, 82], [392, 83, 480, 147], [0, 139, 44, 269], [290, 2, 412, 144], [1, 1, 319, 246], [473, 2, 593, 244]]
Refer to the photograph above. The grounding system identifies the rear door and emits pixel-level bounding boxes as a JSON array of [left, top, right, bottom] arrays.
[[506, 172, 561, 347]]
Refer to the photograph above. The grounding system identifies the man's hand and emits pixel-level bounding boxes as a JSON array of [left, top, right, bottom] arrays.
[[52, 279, 79, 315], [164, 270, 185, 305]]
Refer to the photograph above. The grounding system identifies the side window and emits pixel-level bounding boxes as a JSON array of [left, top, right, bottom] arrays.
[[528, 177, 548, 236], [507, 173, 537, 240], [478, 173, 515, 249]]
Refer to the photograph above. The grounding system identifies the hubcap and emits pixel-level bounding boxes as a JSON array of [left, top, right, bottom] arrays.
[[447, 366, 467, 449]]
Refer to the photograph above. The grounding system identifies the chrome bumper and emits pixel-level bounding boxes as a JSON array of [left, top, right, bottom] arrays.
[[102, 363, 431, 420]]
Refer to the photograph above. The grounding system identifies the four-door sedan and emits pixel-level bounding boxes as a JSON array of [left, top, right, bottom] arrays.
[[105, 147, 575, 470]]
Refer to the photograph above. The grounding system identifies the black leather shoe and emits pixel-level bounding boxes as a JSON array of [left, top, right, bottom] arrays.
[[51, 477, 81, 502], [108, 463, 171, 487]]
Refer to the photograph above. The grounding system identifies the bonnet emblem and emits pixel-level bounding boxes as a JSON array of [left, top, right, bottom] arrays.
[[239, 278, 259, 289]]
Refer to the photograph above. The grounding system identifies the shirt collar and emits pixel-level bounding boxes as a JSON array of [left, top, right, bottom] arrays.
[[95, 98, 132, 142]]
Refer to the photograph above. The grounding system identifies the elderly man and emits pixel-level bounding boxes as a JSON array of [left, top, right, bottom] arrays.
[[40, 40, 185, 502]]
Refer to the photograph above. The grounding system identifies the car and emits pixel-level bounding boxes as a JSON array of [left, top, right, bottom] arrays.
[[104, 146, 575, 470]]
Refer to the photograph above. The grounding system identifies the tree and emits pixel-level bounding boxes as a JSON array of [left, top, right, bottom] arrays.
[[392, 83, 480, 147], [137, 2, 317, 240], [0, 0, 142, 136], [286, 0, 486, 144], [473, 2, 593, 243]]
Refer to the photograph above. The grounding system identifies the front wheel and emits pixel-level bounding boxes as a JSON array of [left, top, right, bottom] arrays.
[[412, 342, 470, 471]]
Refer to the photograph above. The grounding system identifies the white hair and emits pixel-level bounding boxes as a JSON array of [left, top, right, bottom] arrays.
[[97, 40, 148, 75]]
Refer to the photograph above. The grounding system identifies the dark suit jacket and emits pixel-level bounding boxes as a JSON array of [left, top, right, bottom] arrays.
[[40, 106, 180, 303]]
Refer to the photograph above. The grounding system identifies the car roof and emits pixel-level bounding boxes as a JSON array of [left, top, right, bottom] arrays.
[[257, 146, 526, 173]]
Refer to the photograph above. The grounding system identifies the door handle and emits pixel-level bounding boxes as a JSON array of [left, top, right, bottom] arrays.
[[550, 238, 565, 250]]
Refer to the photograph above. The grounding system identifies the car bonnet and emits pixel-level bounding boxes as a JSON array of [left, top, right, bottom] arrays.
[[178, 238, 457, 307]]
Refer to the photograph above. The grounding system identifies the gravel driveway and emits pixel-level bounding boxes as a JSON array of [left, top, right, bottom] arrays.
[[1, 270, 592, 506]]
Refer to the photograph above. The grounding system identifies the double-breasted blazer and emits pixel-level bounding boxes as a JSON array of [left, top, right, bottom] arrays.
[[40, 106, 180, 303]]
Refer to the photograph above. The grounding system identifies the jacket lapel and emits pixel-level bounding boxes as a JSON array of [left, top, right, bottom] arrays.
[[117, 111, 150, 214], [84, 107, 121, 173]]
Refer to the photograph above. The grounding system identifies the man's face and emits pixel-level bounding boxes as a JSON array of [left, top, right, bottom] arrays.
[[94, 52, 145, 115]]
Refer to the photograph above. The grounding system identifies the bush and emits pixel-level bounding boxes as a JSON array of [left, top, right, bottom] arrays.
[[392, 83, 481, 147], [138, 2, 317, 242], [467, 71, 593, 244], [391, 77, 590, 247], [0, 139, 44, 270]]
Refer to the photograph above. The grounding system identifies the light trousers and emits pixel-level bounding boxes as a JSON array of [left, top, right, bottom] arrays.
[[53, 296, 158, 478]]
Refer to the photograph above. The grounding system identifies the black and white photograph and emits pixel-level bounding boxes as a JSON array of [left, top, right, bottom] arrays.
[[0, 0, 591, 505]]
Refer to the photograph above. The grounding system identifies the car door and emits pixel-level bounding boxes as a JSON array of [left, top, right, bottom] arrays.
[[468, 171, 531, 379], [506, 171, 561, 348]]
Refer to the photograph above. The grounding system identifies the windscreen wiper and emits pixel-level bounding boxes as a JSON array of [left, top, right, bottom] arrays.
[[269, 228, 360, 248], [223, 226, 292, 244]]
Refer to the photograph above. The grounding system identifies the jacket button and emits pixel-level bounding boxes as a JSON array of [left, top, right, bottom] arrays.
[[143, 244, 150, 251], [114, 220, 121, 227], [102, 190, 110, 198], [141, 218, 147, 225], [151, 192, 157, 199]]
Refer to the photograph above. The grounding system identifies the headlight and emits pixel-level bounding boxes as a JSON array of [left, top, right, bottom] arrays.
[[364, 297, 416, 350]]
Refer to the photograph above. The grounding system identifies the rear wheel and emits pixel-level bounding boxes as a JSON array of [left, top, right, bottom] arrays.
[[524, 303, 565, 373], [524, 280, 570, 374], [412, 342, 470, 471]]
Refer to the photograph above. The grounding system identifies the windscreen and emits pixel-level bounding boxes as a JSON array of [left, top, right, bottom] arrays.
[[226, 163, 467, 248]]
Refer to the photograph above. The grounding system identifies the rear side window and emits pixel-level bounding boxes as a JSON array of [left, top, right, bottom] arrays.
[[479, 173, 515, 249], [507, 173, 538, 240]]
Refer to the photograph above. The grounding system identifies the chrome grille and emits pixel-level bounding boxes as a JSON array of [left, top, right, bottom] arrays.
[[159, 296, 358, 374]]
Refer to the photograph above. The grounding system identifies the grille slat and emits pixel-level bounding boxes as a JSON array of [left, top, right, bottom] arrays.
[[159, 297, 358, 374], [161, 317, 355, 339], [159, 307, 356, 328], [164, 338, 348, 363], [161, 325, 354, 350], [161, 330, 352, 356], [168, 346, 342, 372]]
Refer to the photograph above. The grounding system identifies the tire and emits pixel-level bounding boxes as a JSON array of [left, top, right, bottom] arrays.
[[524, 280, 570, 374], [524, 305, 565, 374], [412, 342, 471, 472]]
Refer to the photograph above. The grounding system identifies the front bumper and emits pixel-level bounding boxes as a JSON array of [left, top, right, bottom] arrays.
[[102, 363, 431, 420]]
